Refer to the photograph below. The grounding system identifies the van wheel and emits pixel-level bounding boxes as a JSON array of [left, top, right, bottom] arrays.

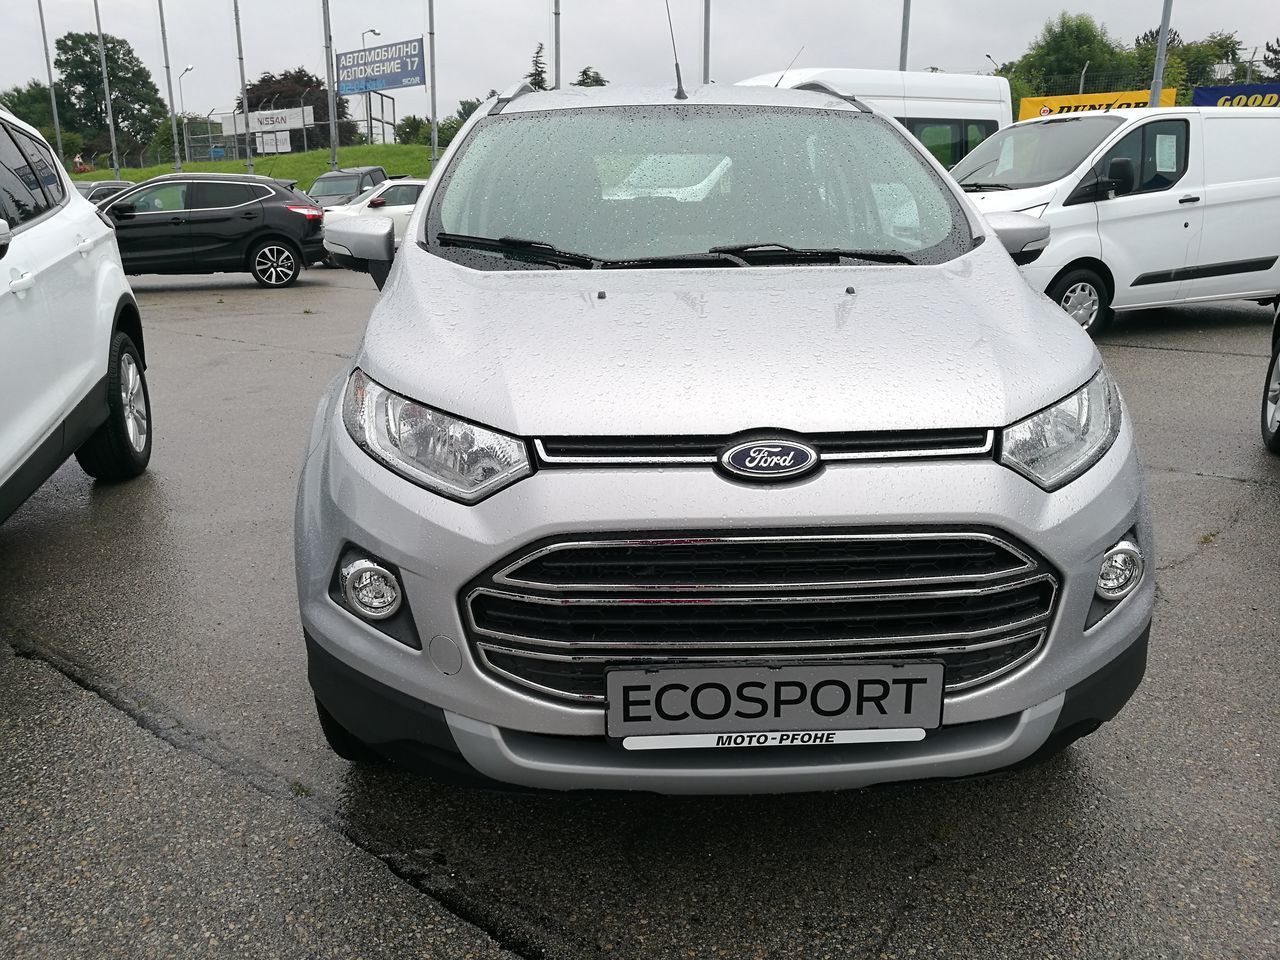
[[74, 332, 152, 481], [1048, 268, 1114, 336], [250, 239, 301, 288], [315, 698, 381, 763], [1263, 335, 1280, 454]]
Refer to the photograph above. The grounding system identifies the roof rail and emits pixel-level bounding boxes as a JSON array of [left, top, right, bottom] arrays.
[[793, 80, 872, 113], [489, 81, 535, 115]]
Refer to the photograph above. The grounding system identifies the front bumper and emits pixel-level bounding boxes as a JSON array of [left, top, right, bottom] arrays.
[[296, 381, 1154, 793]]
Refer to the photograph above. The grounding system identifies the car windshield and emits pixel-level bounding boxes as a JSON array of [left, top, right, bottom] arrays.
[[428, 105, 972, 266], [310, 175, 359, 197], [951, 116, 1126, 189]]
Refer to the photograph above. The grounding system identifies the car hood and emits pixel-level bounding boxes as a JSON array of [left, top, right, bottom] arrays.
[[358, 240, 1099, 436], [964, 183, 1060, 214]]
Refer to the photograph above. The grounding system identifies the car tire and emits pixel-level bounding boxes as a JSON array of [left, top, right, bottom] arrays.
[[315, 697, 381, 763], [249, 239, 301, 288], [1048, 268, 1114, 336], [1263, 332, 1280, 454], [74, 332, 152, 481]]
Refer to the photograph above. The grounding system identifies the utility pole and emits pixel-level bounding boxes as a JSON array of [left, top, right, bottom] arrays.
[[1148, 0, 1174, 107], [300, 85, 315, 153], [178, 65, 193, 164], [898, 0, 911, 71], [553, 1, 561, 89], [361, 29, 380, 143], [36, 0, 64, 161], [1078, 60, 1090, 95], [92, 0, 120, 178], [157, 0, 182, 171], [322, 0, 340, 170], [702, 0, 711, 84], [428, 0, 438, 163], [233, 0, 253, 173]]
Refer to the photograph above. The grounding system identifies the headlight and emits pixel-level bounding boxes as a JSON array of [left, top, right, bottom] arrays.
[[342, 369, 531, 503], [1000, 369, 1122, 490]]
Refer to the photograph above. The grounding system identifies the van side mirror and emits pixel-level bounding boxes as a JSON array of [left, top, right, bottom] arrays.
[[0, 219, 11, 261], [985, 211, 1051, 266], [111, 202, 136, 219], [1105, 157, 1136, 197], [324, 216, 395, 289]]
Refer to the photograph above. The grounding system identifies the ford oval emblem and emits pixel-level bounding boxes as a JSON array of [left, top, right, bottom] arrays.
[[719, 438, 820, 481]]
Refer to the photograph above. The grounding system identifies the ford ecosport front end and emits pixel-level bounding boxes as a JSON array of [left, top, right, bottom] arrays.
[[297, 82, 1153, 794]]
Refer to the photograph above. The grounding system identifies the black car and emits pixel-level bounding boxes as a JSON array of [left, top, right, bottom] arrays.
[[102, 173, 325, 288], [307, 166, 388, 208], [74, 179, 132, 203]]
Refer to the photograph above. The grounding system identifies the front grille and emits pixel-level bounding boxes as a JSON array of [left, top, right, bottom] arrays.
[[462, 529, 1059, 704], [535, 428, 993, 465]]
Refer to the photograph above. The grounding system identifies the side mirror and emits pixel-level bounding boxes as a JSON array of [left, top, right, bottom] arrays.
[[1105, 157, 1136, 197], [324, 216, 395, 289], [367, 196, 386, 208], [111, 202, 136, 219], [0, 218, 11, 260], [985, 210, 1051, 266]]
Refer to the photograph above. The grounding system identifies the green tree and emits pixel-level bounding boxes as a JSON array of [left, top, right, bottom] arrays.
[[239, 67, 355, 150], [395, 114, 430, 144], [54, 32, 166, 155], [1263, 38, 1280, 80], [1015, 14, 1131, 80], [526, 43, 548, 91], [571, 66, 608, 87], [0, 79, 70, 132]]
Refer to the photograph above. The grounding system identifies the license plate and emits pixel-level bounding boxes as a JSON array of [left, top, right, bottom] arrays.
[[606, 662, 944, 751]]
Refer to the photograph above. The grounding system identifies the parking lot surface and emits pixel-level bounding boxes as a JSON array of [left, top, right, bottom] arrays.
[[2, 269, 1277, 959]]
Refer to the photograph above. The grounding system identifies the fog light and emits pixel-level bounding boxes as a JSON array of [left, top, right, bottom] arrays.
[[341, 559, 402, 620], [1096, 540, 1143, 601]]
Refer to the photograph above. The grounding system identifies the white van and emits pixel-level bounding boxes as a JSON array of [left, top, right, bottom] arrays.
[[739, 67, 1012, 168], [951, 107, 1280, 333]]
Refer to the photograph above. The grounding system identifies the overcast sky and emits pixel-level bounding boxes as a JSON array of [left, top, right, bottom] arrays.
[[5, 1, 1276, 124]]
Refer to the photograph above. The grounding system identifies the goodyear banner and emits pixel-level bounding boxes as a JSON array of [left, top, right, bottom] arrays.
[[1192, 83, 1280, 107], [1018, 88, 1176, 121]]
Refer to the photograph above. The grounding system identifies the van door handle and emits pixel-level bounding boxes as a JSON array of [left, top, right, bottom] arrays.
[[9, 272, 35, 293], [1178, 195, 1201, 204]]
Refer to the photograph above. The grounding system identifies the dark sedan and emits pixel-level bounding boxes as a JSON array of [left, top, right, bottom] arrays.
[[102, 173, 325, 287]]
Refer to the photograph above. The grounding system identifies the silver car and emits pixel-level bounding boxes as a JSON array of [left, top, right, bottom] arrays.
[[298, 82, 1153, 794]]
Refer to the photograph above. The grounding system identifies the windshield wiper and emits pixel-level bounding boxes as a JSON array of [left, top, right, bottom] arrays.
[[961, 182, 1015, 192], [434, 232, 600, 269], [601, 251, 749, 269], [710, 242, 917, 265]]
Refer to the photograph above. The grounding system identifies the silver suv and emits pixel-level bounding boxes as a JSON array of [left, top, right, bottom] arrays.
[[299, 82, 1153, 793]]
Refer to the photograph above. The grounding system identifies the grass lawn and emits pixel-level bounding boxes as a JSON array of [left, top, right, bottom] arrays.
[[69, 144, 433, 187]]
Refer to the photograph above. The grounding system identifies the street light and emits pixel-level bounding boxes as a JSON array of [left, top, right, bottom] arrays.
[[299, 85, 316, 153], [361, 28, 380, 143], [984, 54, 1000, 73], [178, 65, 194, 164]]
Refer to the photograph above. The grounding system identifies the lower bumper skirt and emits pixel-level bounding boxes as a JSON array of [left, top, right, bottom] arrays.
[[306, 624, 1149, 794]]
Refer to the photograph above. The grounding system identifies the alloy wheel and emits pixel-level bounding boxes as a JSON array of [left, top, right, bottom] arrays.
[[254, 245, 297, 286], [1267, 350, 1280, 435], [120, 353, 148, 453]]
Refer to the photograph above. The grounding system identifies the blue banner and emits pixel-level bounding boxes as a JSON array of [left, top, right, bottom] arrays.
[[1191, 83, 1280, 107], [336, 37, 426, 95]]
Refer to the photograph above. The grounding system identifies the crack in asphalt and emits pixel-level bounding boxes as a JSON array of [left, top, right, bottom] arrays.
[[1, 627, 550, 960], [147, 325, 352, 359], [1100, 340, 1269, 359]]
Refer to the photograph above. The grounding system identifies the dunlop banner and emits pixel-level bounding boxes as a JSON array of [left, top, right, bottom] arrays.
[[1191, 83, 1280, 107], [1018, 88, 1177, 121]]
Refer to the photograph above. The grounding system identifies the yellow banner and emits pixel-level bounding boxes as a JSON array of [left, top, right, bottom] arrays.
[[1018, 88, 1177, 121]]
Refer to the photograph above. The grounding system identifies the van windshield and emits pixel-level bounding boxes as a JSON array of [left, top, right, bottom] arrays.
[[951, 116, 1125, 189], [427, 105, 974, 267], [309, 175, 359, 197]]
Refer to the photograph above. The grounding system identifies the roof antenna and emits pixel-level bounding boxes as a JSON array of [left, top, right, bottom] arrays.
[[663, 0, 688, 100], [774, 46, 805, 87]]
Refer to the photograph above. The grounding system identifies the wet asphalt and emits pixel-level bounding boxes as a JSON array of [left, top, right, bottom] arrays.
[[1, 269, 1276, 959]]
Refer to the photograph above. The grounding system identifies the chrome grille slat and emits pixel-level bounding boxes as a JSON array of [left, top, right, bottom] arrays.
[[461, 530, 1060, 704]]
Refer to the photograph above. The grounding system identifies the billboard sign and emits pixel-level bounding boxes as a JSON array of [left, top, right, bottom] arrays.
[[248, 106, 314, 132], [337, 37, 426, 94], [1191, 83, 1280, 107], [255, 132, 292, 154], [1018, 88, 1176, 121]]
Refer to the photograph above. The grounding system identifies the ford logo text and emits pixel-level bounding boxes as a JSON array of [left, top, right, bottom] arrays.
[[719, 438, 820, 481]]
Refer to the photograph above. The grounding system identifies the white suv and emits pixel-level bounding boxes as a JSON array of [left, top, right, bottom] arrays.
[[0, 108, 152, 524]]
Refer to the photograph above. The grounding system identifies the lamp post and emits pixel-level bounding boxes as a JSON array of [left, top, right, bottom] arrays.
[[156, 0, 183, 170], [233, 0, 252, 172], [362, 28, 380, 143], [553, 1, 561, 89], [177, 65, 193, 165], [36, 0, 65, 160], [898, 0, 911, 71], [702, 0, 711, 84], [1148, 0, 1175, 106], [321, 0, 339, 170], [91, 0, 121, 178], [299, 85, 315, 153], [427, 0, 438, 163]]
